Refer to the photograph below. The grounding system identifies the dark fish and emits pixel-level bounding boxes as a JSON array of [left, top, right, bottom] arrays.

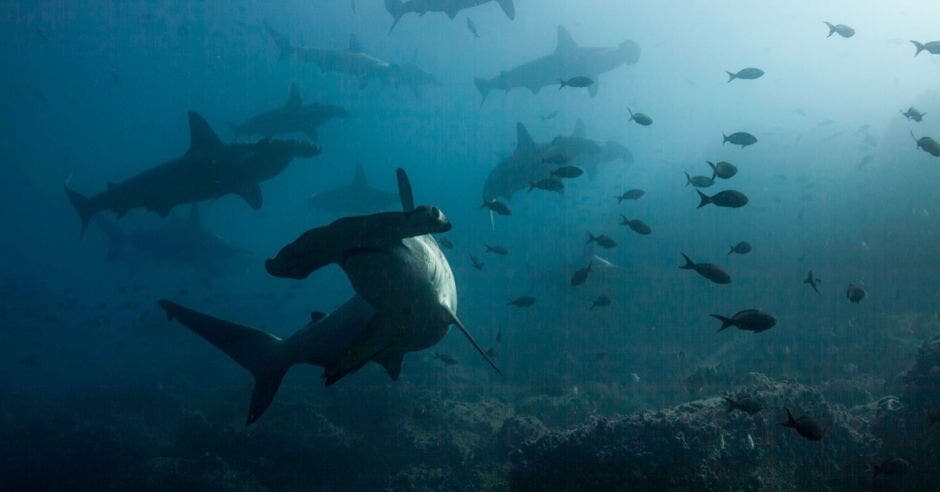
[[570, 262, 593, 286], [485, 346, 498, 358], [696, 189, 749, 209], [724, 396, 763, 414], [466, 17, 479, 39], [620, 215, 651, 235], [528, 177, 565, 193], [902, 107, 925, 122], [804, 270, 821, 294], [824, 22, 855, 38], [437, 237, 454, 249], [559, 76, 594, 89], [707, 161, 737, 179], [911, 131, 940, 156], [591, 294, 611, 309], [434, 353, 459, 365], [542, 153, 572, 165], [726, 67, 764, 82], [616, 189, 645, 202], [310, 311, 327, 322], [627, 107, 653, 126], [911, 40, 940, 56], [723, 132, 757, 148], [847, 284, 866, 303], [541, 110, 560, 121], [508, 296, 536, 308], [685, 172, 714, 188], [871, 458, 912, 478], [711, 309, 776, 333], [495, 329, 502, 343], [481, 199, 512, 216], [470, 254, 484, 270], [587, 232, 617, 249], [680, 253, 731, 284], [781, 408, 824, 441], [728, 241, 751, 255], [551, 165, 584, 178], [485, 244, 508, 255]]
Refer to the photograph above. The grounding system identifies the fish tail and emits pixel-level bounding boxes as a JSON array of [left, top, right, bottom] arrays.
[[728, 246, 735, 255], [679, 253, 695, 270], [264, 21, 294, 61], [710, 314, 734, 332], [558, 79, 566, 90], [696, 189, 711, 208], [627, 107, 634, 120], [64, 182, 97, 239], [473, 77, 492, 102], [707, 161, 717, 180], [782, 407, 796, 427], [910, 130, 919, 147], [722, 133, 729, 145], [684, 171, 692, 187], [725, 71, 736, 83], [824, 21, 836, 38], [384, 0, 406, 33], [911, 40, 925, 56], [586, 231, 595, 244]]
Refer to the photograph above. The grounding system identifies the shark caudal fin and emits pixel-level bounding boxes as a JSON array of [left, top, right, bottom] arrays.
[[158, 300, 291, 425], [264, 21, 294, 61], [473, 77, 492, 102], [64, 184, 96, 239], [385, 0, 406, 33], [496, 0, 516, 20]]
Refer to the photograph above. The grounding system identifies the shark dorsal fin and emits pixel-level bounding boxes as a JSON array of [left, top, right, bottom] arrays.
[[555, 26, 577, 54], [352, 163, 367, 187], [348, 34, 362, 53], [571, 118, 586, 139], [187, 203, 200, 227], [187, 112, 223, 154], [515, 123, 535, 152], [396, 168, 415, 212], [285, 83, 302, 108]]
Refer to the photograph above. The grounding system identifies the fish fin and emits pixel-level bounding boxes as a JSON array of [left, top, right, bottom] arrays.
[[684, 171, 692, 186], [911, 40, 925, 56], [722, 133, 729, 144], [446, 309, 502, 377], [696, 189, 711, 208], [64, 184, 96, 239], [285, 83, 302, 108], [396, 168, 415, 212], [372, 348, 405, 380], [239, 184, 263, 210], [710, 314, 734, 332], [473, 77, 492, 102], [707, 161, 717, 180], [186, 111, 223, 155], [679, 253, 695, 270], [824, 22, 835, 38], [571, 118, 586, 138], [496, 0, 515, 19], [555, 25, 577, 54], [158, 300, 288, 425], [728, 246, 735, 255], [726, 71, 735, 82], [323, 316, 395, 386], [588, 80, 599, 97], [264, 21, 293, 61], [782, 407, 796, 426], [515, 123, 535, 152]]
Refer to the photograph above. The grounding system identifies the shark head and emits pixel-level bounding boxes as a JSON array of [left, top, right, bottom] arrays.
[[617, 39, 641, 64], [402, 205, 452, 236]]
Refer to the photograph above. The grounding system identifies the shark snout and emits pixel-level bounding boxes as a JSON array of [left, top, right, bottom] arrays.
[[265, 255, 309, 280]]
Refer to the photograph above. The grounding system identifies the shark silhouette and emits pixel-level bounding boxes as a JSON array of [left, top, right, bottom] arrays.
[[231, 83, 347, 141]]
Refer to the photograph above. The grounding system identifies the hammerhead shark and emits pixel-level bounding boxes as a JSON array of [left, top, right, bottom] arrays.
[[385, 0, 515, 33], [474, 26, 640, 101], [231, 83, 348, 141], [309, 163, 400, 215], [265, 23, 438, 95], [159, 168, 498, 424], [65, 112, 320, 237]]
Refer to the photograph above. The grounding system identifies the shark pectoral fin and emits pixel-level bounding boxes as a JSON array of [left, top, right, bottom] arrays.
[[588, 80, 599, 98], [497, 0, 515, 19], [372, 348, 405, 380], [239, 184, 263, 210], [447, 309, 502, 377], [445, 8, 458, 19]]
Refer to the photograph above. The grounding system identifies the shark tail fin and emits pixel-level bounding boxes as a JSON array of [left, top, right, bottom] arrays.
[[473, 77, 492, 102], [385, 0, 405, 33], [158, 300, 291, 425], [911, 40, 925, 57], [496, 0, 515, 19], [264, 21, 293, 61], [65, 184, 96, 239]]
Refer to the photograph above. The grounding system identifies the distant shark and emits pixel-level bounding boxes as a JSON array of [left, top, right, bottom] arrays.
[[474, 26, 640, 101], [265, 23, 439, 95], [94, 205, 252, 269], [65, 112, 320, 237], [232, 83, 348, 141], [309, 163, 400, 215], [385, 0, 515, 33], [482, 121, 631, 202]]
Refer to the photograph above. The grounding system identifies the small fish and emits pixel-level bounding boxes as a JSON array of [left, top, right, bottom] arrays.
[[724, 396, 763, 414], [911, 40, 940, 56], [591, 294, 612, 309], [747, 433, 755, 449], [620, 215, 651, 235], [781, 408, 824, 441], [711, 309, 776, 333], [629, 373, 641, 383], [528, 177, 565, 194], [485, 346, 498, 358], [707, 161, 737, 179], [726, 67, 764, 82], [696, 189, 749, 209], [551, 165, 584, 179], [481, 199, 512, 216], [804, 270, 821, 294], [542, 153, 572, 165], [679, 253, 731, 284], [587, 232, 617, 249], [616, 189, 645, 202], [437, 237, 454, 249], [559, 76, 594, 89], [541, 110, 560, 121], [685, 172, 714, 188], [434, 353, 459, 365], [901, 107, 925, 122], [911, 131, 940, 157], [723, 132, 757, 148], [627, 107, 653, 126], [508, 296, 536, 308], [570, 262, 593, 286], [824, 22, 855, 38], [847, 284, 866, 303], [728, 241, 751, 255], [871, 458, 912, 478], [466, 17, 479, 38], [485, 244, 508, 255], [470, 254, 484, 270]]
